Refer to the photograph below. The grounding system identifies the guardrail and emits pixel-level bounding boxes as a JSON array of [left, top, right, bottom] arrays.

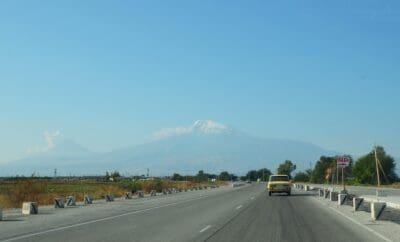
[[293, 183, 400, 221]]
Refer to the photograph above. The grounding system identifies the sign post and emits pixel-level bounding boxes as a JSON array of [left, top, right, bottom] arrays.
[[336, 156, 351, 192]]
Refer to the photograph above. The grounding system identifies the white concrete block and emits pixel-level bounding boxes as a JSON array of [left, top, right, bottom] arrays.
[[54, 197, 65, 208], [22, 202, 38, 215], [371, 202, 386, 220], [137, 191, 144, 198], [304, 185, 310, 191], [105, 194, 114, 202], [125, 192, 132, 199], [324, 189, 329, 199], [84, 195, 93, 205], [150, 190, 157, 196], [353, 197, 363, 211], [330, 192, 338, 202], [66, 196, 76, 206], [338, 193, 347, 205]]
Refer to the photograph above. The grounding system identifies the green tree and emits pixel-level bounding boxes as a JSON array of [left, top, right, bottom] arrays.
[[105, 171, 110, 181], [110, 171, 121, 181], [353, 146, 397, 185], [171, 173, 183, 181], [277, 160, 296, 179], [219, 171, 231, 181], [256, 168, 272, 182], [310, 156, 336, 183], [246, 170, 258, 181], [293, 169, 312, 182], [195, 170, 208, 182]]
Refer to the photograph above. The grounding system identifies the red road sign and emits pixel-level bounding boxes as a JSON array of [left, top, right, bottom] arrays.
[[337, 156, 351, 168]]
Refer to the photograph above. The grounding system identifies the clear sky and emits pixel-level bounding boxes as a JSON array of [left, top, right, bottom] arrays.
[[1, 0, 399, 163]]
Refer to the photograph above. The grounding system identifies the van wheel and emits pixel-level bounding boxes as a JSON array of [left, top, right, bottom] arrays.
[[268, 192, 272, 196], [287, 192, 291, 196]]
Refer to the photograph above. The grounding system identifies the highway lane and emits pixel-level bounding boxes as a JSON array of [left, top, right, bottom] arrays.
[[206, 189, 385, 242], [0, 184, 390, 242]]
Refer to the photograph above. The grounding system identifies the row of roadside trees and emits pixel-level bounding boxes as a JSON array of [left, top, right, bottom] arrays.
[[293, 146, 398, 185]]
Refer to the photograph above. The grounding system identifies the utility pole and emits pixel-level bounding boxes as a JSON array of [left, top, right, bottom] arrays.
[[374, 146, 381, 187]]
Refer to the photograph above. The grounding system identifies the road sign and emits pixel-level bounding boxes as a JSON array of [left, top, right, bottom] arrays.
[[337, 156, 351, 168]]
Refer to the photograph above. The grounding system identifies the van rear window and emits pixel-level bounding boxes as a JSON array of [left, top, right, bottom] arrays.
[[270, 176, 289, 182]]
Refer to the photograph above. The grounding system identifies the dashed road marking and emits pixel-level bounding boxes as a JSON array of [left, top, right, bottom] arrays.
[[199, 225, 211, 233], [236, 205, 243, 210]]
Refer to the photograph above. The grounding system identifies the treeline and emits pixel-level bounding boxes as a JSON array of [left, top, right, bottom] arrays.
[[170, 170, 237, 182], [171, 169, 274, 182], [293, 146, 398, 185]]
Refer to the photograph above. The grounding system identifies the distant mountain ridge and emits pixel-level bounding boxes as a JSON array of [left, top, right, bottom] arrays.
[[1, 120, 337, 176]]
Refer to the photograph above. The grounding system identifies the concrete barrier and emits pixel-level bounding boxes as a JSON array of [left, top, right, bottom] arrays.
[[137, 191, 144, 198], [105, 194, 114, 202], [371, 202, 386, 220], [125, 192, 132, 200], [353, 197, 364, 211], [330, 192, 338, 202], [338, 193, 347, 205], [0, 208, 2, 221], [84, 195, 93, 205], [318, 189, 324, 197], [22, 202, 38, 215], [54, 197, 65, 208], [66, 196, 76, 206], [324, 189, 330, 199], [150, 190, 157, 196], [162, 189, 168, 195]]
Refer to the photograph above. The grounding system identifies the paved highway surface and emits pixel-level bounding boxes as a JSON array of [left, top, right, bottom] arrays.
[[0, 184, 390, 242]]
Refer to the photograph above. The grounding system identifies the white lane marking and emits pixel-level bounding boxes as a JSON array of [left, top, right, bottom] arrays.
[[313, 198, 392, 242], [0, 195, 212, 242], [199, 225, 211, 233], [250, 196, 255, 200], [236, 205, 243, 210]]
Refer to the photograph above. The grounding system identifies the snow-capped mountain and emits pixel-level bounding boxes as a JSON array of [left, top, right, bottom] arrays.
[[0, 120, 336, 176]]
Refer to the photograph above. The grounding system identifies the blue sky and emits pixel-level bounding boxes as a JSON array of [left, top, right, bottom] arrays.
[[1, 0, 399, 163]]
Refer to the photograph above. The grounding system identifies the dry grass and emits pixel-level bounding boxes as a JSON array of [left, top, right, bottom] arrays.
[[0, 179, 225, 208], [384, 182, 400, 189]]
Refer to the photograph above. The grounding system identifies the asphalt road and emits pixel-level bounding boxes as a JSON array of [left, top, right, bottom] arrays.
[[0, 184, 390, 242]]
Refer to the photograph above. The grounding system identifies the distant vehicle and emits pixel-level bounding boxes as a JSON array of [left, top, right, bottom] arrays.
[[267, 175, 291, 196]]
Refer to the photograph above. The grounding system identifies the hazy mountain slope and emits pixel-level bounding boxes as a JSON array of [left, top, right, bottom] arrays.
[[0, 121, 336, 176]]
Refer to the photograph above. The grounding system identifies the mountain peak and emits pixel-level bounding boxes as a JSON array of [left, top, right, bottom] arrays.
[[152, 120, 230, 140], [191, 120, 229, 134]]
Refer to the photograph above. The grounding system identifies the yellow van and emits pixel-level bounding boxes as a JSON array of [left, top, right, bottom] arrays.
[[267, 175, 291, 196]]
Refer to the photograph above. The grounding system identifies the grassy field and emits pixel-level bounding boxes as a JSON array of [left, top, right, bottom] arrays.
[[0, 179, 224, 209]]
